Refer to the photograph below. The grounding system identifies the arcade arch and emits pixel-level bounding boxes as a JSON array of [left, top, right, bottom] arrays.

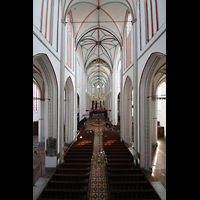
[[64, 76, 75, 145], [139, 52, 166, 172], [33, 53, 58, 143], [33, 53, 58, 169], [123, 76, 133, 146]]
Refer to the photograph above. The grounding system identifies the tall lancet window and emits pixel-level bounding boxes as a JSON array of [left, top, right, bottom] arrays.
[[67, 12, 72, 68], [126, 12, 132, 68], [33, 82, 40, 111]]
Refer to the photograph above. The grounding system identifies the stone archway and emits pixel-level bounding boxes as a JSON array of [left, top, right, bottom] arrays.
[[33, 53, 58, 170], [123, 76, 133, 146], [139, 52, 166, 173], [64, 76, 75, 145]]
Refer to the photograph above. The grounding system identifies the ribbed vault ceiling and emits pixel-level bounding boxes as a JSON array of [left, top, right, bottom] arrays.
[[62, 0, 137, 87]]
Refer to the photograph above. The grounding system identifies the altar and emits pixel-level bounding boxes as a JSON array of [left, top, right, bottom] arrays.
[[92, 113, 105, 119], [86, 92, 111, 119], [86, 110, 109, 119], [91, 92, 106, 110]]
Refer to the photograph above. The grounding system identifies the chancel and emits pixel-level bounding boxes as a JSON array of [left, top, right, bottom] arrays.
[[33, 1, 166, 199], [91, 92, 106, 110]]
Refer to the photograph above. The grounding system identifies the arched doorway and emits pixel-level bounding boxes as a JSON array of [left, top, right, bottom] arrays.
[[123, 76, 133, 146], [33, 53, 58, 171], [64, 76, 75, 145], [139, 52, 166, 173]]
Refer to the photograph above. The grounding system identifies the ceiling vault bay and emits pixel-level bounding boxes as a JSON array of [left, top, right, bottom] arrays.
[[62, 0, 137, 87]]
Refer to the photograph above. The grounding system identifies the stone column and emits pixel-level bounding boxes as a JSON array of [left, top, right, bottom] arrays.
[[58, 20, 66, 164], [120, 47, 123, 141], [133, 20, 138, 165], [74, 50, 77, 142]]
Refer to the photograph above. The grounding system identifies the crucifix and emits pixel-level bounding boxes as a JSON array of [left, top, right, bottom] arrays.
[[86, 91, 110, 113], [91, 92, 106, 110]]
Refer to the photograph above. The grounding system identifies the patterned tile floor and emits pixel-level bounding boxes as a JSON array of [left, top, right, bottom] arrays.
[[89, 130, 108, 200]]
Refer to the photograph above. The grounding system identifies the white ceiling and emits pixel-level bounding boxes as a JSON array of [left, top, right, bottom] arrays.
[[62, 0, 137, 87]]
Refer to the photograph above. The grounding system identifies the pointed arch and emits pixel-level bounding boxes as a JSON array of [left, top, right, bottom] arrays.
[[33, 53, 58, 141], [64, 76, 75, 144], [123, 76, 133, 145], [139, 52, 166, 172]]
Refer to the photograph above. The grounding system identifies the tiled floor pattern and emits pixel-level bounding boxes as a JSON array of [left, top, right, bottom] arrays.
[[89, 130, 108, 200]]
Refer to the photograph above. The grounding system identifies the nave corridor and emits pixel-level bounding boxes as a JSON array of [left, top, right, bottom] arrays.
[[33, 118, 166, 200]]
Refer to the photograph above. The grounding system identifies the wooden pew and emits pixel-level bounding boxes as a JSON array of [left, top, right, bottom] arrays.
[[69, 146, 93, 149], [37, 131, 94, 200], [105, 151, 131, 155], [62, 163, 91, 168], [66, 152, 92, 156], [103, 131, 161, 200], [107, 163, 135, 169], [48, 180, 88, 190], [56, 168, 90, 174], [68, 149, 92, 152], [40, 189, 87, 200]]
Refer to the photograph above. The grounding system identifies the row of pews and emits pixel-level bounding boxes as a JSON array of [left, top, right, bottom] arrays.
[[37, 130, 94, 200], [103, 130, 161, 200]]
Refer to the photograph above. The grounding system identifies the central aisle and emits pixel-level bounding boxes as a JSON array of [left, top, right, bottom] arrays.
[[89, 130, 108, 200], [85, 119, 109, 200]]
